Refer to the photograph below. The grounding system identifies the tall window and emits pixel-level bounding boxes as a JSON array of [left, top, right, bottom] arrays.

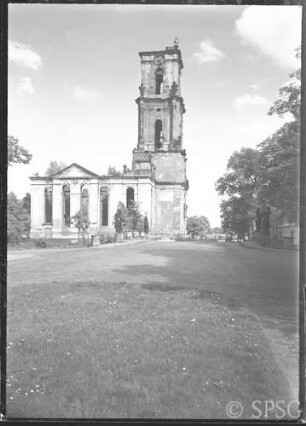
[[126, 187, 135, 209], [44, 187, 53, 224], [63, 184, 70, 227], [81, 186, 89, 215], [155, 120, 162, 149], [156, 69, 163, 94], [100, 186, 109, 226]]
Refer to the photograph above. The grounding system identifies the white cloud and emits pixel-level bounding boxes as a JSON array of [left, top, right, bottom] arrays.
[[73, 85, 102, 103], [236, 6, 301, 69], [234, 93, 268, 110], [193, 39, 225, 65], [17, 76, 34, 95], [9, 40, 42, 71]]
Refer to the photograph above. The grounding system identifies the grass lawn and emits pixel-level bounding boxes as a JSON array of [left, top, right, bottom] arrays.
[[7, 242, 297, 419]]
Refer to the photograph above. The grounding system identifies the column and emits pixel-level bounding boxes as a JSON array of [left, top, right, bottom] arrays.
[[70, 182, 81, 218], [89, 180, 99, 234], [52, 182, 63, 232], [30, 182, 45, 237]]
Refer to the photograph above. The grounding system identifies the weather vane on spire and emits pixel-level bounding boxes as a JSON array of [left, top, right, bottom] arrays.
[[174, 37, 179, 48]]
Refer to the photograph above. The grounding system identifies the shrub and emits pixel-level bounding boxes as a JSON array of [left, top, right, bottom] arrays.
[[34, 238, 47, 248], [99, 232, 116, 244], [174, 234, 188, 242], [7, 192, 31, 245]]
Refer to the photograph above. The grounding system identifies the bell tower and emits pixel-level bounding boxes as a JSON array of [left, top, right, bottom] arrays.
[[135, 37, 185, 152], [133, 39, 188, 237]]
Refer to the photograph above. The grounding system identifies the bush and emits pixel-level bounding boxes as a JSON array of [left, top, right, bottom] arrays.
[[34, 238, 47, 248], [99, 232, 116, 244], [174, 234, 188, 242], [7, 192, 31, 245]]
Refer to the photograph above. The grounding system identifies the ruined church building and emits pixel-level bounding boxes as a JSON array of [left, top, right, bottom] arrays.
[[30, 41, 189, 238]]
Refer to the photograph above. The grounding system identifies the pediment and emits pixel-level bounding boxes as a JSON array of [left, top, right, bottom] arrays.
[[52, 163, 98, 179]]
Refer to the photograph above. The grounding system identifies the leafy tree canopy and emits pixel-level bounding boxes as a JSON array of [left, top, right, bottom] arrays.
[[71, 205, 90, 238], [215, 148, 260, 199], [187, 215, 211, 238], [220, 197, 253, 239], [257, 120, 299, 222], [108, 166, 122, 176], [7, 192, 31, 244], [45, 161, 67, 176], [22, 193, 31, 215], [114, 202, 130, 234], [8, 136, 32, 166], [114, 201, 144, 234], [268, 47, 301, 121], [216, 53, 300, 234]]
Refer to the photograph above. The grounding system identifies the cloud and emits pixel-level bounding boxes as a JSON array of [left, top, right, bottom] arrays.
[[9, 40, 42, 71], [236, 6, 301, 69], [73, 85, 102, 103], [193, 39, 225, 65], [17, 77, 34, 95], [234, 94, 268, 110]]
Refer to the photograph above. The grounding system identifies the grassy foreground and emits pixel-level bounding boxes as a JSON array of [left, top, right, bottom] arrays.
[[7, 277, 292, 419]]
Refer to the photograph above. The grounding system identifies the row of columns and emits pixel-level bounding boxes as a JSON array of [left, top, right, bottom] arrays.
[[31, 181, 101, 235]]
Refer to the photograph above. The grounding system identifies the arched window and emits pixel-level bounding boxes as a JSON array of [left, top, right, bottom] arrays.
[[156, 69, 163, 94], [155, 120, 162, 149], [81, 186, 89, 215], [100, 186, 109, 226], [63, 184, 70, 227], [44, 187, 53, 224], [126, 187, 135, 209]]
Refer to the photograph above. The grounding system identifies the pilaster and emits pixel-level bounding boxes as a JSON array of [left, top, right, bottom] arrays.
[[89, 180, 99, 233], [70, 182, 81, 218], [52, 182, 63, 231]]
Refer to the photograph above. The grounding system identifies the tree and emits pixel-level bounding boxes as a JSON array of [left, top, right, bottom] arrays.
[[258, 51, 300, 223], [144, 215, 149, 234], [114, 202, 130, 234], [8, 136, 32, 166], [22, 193, 31, 215], [216, 53, 301, 242], [7, 192, 31, 244], [215, 148, 260, 199], [45, 161, 67, 176], [268, 47, 300, 121], [71, 205, 90, 240], [257, 121, 299, 223], [21, 192, 31, 237], [220, 197, 253, 240], [187, 215, 211, 239], [108, 166, 121, 176], [127, 201, 143, 232], [216, 148, 259, 238]]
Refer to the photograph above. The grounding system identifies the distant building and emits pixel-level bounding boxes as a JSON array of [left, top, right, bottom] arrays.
[[30, 41, 189, 239]]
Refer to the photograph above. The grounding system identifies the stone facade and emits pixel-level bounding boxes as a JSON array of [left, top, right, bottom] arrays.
[[30, 42, 188, 239]]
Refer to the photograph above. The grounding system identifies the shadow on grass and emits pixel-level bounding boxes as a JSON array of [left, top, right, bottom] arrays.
[[113, 242, 298, 336]]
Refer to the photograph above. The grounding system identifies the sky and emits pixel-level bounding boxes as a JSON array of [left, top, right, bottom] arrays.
[[8, 4, 302, 228]]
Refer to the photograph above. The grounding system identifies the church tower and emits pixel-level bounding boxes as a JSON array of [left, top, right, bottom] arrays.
[[133, 39, 188, 237]]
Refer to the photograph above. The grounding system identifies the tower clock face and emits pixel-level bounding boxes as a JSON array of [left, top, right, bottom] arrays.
[[154, 55, 164, 66]]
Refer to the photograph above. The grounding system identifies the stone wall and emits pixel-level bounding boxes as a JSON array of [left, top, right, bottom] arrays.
[[153, 186, 186, 237]]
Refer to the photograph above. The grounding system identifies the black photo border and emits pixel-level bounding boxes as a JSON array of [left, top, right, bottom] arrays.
[[0, 0, 305, 424]]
